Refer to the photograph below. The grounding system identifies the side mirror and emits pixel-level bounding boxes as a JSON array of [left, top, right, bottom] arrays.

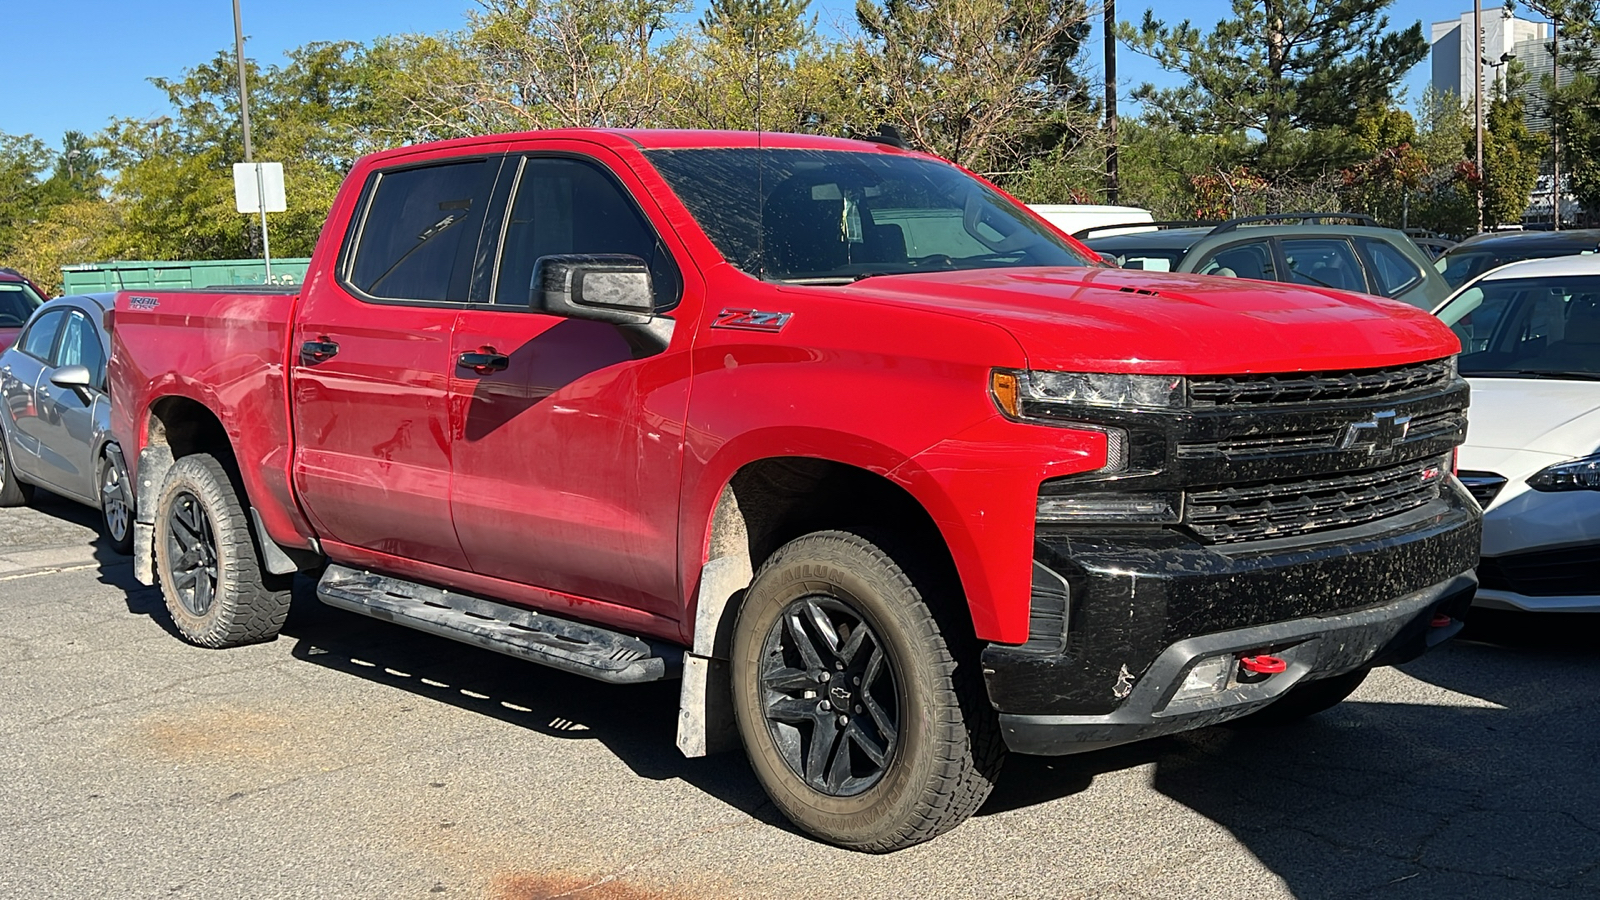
[[50, 364, 95, 399], [530, 254, 675, 356], [531, 254, 655, 325], [1098, 252, 1120, 268]]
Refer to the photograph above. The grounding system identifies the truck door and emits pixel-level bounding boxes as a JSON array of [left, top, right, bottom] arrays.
[[447, 151, 695, 620], [291, 154, 505, 571]]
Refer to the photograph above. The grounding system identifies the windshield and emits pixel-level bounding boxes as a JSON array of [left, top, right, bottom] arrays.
[[1437, 274, 1600, 378], [0, 282, 44, 328], [645, 148, 1094, 283]]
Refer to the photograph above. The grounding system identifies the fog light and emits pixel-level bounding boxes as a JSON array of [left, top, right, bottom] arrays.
[[1174, 655, 1232, 702], [1036, 494, 1180, 524]]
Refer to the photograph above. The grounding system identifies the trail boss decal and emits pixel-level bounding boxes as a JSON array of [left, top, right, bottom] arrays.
[[712, 308, 793, 333]]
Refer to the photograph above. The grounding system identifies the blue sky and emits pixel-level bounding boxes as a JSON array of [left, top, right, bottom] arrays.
[[3, 0, 1513, 153]]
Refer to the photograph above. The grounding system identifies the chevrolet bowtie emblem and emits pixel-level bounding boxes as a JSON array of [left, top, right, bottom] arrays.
[[1340, 410, 1412, 455]]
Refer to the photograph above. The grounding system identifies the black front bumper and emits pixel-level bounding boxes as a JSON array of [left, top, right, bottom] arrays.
[[982, 487, 1480, 755]]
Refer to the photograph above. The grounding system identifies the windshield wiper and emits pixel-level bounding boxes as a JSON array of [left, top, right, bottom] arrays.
[[1465, 368, 1600, 381]]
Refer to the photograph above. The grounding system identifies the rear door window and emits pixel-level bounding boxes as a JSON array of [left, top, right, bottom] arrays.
[[1283, 238, 1367, 293], [345, 159, 499, 303], [1358, 239, 1425, 297], [1197, 240, 1277, 281], [19, 310, 66, 361]]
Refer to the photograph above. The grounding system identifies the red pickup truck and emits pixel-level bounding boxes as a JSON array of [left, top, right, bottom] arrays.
[[109, 130, 1480, 851]]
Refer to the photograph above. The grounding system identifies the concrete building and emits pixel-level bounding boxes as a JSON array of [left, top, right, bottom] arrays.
[[1431, 7, 1548, 104]]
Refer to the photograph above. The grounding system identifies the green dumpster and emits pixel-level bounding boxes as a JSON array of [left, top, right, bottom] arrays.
[[60, 258, 312, 295]]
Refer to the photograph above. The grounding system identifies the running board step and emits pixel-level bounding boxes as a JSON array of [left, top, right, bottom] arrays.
[[316, 564, 680, 684]]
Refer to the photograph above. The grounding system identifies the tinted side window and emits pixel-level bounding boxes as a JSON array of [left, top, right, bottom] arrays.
[[1198, 240, 1277, 281], [1283, 239, 1366, 293], [0, 284, 40, 327], [493, 157, 680, 309], [54, 312, 106, 388], [19, 310, 66, 361], [347, 159, 497, 303], [1359, 239, 1423, 297]]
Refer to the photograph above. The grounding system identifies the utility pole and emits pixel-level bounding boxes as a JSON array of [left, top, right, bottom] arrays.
[[1104, 0, 1119, 203], [232, 0, 271, 279], [1552, 18, 1561, 230], [1475, 0, 1485, 233]]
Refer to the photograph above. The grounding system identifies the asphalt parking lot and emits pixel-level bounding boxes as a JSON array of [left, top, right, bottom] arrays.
[[1, 491, 1597, 900]]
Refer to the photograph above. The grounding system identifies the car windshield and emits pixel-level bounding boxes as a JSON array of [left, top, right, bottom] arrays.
[[645, 148, 1094, 283], [1437, 274, 1600, 378], [0, 282, 44, 328]]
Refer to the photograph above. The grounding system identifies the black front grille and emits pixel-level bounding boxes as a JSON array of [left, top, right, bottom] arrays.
[[1185, 459, 1446, 544], [1176, 410, 1466, 461], [1478, 544, 1600, 596], [1188, 359, 1455, 407]]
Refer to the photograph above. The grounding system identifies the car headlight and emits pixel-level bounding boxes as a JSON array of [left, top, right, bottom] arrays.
[[992, 369, 1186, 415], [1527, 453, 1600, 491]]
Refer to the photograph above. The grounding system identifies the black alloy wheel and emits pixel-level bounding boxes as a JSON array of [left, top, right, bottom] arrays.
[[165, 490, 218, 617], [760, 595, 901, 797]]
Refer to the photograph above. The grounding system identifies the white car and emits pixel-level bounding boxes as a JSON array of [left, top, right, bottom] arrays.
[[1434, 254, 1600, 612]]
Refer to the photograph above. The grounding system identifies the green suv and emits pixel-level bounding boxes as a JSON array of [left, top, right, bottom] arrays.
[[1080, 214, 1451, 310]]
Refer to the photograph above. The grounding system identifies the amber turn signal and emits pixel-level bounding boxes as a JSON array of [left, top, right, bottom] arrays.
[[990, 370, 1021, 418]]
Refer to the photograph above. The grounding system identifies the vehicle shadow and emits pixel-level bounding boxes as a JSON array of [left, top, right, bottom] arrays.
[[275, 578, 792, 831]]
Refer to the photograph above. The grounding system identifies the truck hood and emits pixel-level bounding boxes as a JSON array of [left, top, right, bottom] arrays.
[[1463, 377, 1600, 460], [834, 266, 1459, 374]]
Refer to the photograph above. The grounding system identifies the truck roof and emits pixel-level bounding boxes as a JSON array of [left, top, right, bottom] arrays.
[[359, 129, 909, 169]]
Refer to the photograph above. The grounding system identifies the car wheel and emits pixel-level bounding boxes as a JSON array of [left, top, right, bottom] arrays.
[[98, 452, 134, 555], [154, 453, 290, 648], [730, 530, 1003, 851], [0, 433, 34, 507], [1238, 667, 1371, 726]]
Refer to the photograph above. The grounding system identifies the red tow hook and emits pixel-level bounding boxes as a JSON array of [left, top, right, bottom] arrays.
[[1239, 654, 1287, 675], [1431, 614, 1453, 628]]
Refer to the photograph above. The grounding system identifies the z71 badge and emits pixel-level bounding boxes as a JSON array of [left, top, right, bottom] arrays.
[[712, 308, 793, 333]]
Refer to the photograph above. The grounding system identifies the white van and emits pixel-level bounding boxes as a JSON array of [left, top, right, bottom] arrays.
[[1027, 204, 1154, 240]]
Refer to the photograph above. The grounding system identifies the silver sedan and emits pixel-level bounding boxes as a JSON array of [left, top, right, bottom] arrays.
[[0, 293, 133, 552]]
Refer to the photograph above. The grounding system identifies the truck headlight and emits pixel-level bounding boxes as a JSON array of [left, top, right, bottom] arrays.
[[1527, 453, 1600, 491], [992, 369, 1186, 416]]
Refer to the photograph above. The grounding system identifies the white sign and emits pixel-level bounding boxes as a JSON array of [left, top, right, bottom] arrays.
[[233, 162, 287, 214]]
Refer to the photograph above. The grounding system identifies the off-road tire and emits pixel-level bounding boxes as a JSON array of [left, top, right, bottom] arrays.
[[1241, 667, 1371, 725], [730, 530, 1004, 852], [154, 453, 290, 647], [98, 452, 135, 555], [0, 433, 35, 507]]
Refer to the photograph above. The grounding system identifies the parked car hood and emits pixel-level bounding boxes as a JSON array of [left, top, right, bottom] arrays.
[[0, 327, 18, 353], [837, 266, 1458, 374], [1462, 377, 1600, 461]]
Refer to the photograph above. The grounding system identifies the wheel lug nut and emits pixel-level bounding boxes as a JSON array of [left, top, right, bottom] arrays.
[[836, 662, 844, 670], [854, 705, 863, 714], [819, 671, 831, 683], [820, 700, 832, 711], [837, 714, 849, 726], [852, 676, 861, 686]]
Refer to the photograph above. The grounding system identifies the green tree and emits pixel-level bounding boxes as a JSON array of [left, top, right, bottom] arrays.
[[1482, 69, 1544, 228], [0, 133, 54, 261], [1120, 0, 1429, 168], [853, 0, 1098, 176]]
